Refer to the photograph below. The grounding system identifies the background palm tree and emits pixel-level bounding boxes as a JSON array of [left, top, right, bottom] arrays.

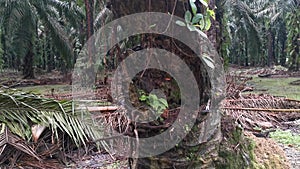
[[286, 0, 300, 71], [0, 0, 83, 78], [225, 0, 299, 68]]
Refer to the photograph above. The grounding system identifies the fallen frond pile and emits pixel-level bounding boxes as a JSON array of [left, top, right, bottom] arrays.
[[0, 90, 109, 168], [222, 94, 300, 130], [226, 75, 253, 99]]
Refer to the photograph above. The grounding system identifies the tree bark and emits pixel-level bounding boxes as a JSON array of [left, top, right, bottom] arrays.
[[84, 0, 95, 61], [216, 0, 229, 63], [23, 43, 34, 79], [278, 22, 287, 66], [84, 0, 94, 40], [280, 37, 286, 66], [109, 1, 223, 168], [267, 28, 274, 67], [84, 0, 96, 85], [46, 32, 55, 72], [207, 0, 218, 50]]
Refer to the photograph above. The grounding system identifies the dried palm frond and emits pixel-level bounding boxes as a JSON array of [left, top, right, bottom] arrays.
[[0, 125, 41, 164], [222, 94, 300, 130], [226, 75, 253, 99]]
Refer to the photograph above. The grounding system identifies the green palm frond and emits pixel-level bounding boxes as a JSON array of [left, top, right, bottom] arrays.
[[0, 90, 104, 147], [0, 0, 36, 67], [0, 0, 83, 70], [46, 0, 85, 29], [233, 0, 262, 55], [33, 1, 74, 69], [94, 7, 112, 30], [12, 7, 36, 60], [0, 0, 28, 37], [40, 13, 74, 68], [234, 0, 258, 29]]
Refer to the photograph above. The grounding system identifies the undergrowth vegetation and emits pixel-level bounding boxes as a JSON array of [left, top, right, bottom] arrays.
[[270, 129, 300, 149]]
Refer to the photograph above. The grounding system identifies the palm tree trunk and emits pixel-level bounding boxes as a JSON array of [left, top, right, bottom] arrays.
[[46, 31, 55, 72], [84, 0, 96, 84], [274, 34, 279, 65], [23, 43, 34, 79], [84, 0, 94, 40], [84, 0, 95, 62], [207, 0, 218, 49], [216, 0, 230, 65], [280, 37, 286, 66], [267, 28, 274, 67], [0, 29, 6, 68], [244, 36, 249, 66], [289, 41, 299, 71], [109, 1, 222, 168]]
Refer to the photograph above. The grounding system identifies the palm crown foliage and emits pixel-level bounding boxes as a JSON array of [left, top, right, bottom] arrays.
[[286, 0, 300, 70], [229, 0, 262, 65]]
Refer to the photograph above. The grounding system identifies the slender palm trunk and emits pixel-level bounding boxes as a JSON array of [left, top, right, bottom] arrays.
[[45, 31, 55, 72], [1, 29, 7, 68], [280, 37, 286, 66], [289, 43, 299, 71], [84, 0, 96, 85], [84, 0, 94, 55], [267, 28, 274, 67], [23, 43, 34, 79]]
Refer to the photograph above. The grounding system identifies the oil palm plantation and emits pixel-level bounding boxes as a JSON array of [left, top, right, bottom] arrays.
[[286, 0, 300, 71], [227, 0, 299, 68], [0, 0, 83, 78], [228, 0, 262, 66]]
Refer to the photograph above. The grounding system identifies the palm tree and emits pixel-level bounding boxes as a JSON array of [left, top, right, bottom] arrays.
[[227, 0, 263, 66], [216, 0, 231, 65], [0, 28, 3, 70], [0, 0, 83, 78], [286, 0, 300, 71], [253, 0, 298, 66], [227, 0, 299, 67], [108, 0, 224, 168]]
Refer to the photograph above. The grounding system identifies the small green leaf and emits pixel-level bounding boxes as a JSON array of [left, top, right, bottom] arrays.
[[207, 9, 215, 20], [152, 103, 159, 110], [158, 98, 168, 107], [176, 20, 186, 27], [204, 16, 211, 31], [192, 14, 203, 24], [149, 94, 158, 102], [199, 17, 205, 30], [185, 11, 192, 23], [187, 24, 196, 31], [139, 95, 147, 101], [199, 0, 208, 7], [190, 0, 197, 15]]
